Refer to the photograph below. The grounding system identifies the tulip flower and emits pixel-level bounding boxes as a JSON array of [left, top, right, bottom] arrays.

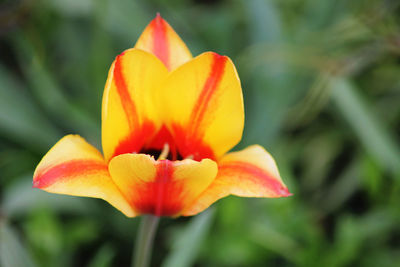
[[33, 14, 291, 218]]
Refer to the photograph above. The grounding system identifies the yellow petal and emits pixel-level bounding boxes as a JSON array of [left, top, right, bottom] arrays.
[[157, 52, 244, 161], [33, 135, 136, 217], [135, 14, 192, 71], [183, 145, 291, 216], [102, 48, 169, 161], [108, 154, 218, 217]]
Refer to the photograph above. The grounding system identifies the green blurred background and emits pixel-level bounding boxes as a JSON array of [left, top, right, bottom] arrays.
[[1, 0, 400, 266]]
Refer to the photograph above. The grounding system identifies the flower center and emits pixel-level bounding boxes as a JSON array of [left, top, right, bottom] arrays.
[[112, 125, 214, 161], [139, 143, 179, 161], [140, 143, 194, 161]]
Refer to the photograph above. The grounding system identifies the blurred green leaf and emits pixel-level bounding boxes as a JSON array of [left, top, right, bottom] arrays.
[[249, 219, 301, 263], [246, 0, 282, 43], [330, 78, 400, 174], [0, 65, 60, 151], [12, 33, 100, 146], [87, 244, 115, 267], [0, 0, 400, 266], [325, 210, 397, 266], [50, 0, 93, 17], [3, 176, 95, 218], [0, 220, 36, 267], [23, 209, 64, 266], [240, 0, 293, 146], [0, 148, 37, 184], [162, 209, 215, 267], [64, 219, 99, 249], [321, 159, 360, 214], [102, 0, 148, 43]]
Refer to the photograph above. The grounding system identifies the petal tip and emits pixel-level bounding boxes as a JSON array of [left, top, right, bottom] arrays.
[[151, 12, 167, 27], [279, 186, 292, 197], [206, 51, 228, 60], [32, 179, 41, 188]]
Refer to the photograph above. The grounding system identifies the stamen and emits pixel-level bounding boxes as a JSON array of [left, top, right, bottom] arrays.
[[157, 143, 170, 160], [185, 155, 194, 160]]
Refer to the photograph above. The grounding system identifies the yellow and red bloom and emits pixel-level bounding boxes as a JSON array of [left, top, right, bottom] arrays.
[[33, 14, 291, 218]]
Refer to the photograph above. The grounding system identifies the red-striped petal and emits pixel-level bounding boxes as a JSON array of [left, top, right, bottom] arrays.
[[135, 14, 192, 71], [101, 49, 169, 161], [33, 135, 136, 217], [183, 145, 291, 216], [156, 52, 244, 160], [108, 154, 217, 217]]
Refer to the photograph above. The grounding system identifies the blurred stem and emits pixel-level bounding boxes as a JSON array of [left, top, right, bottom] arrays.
[[132, 215, 160, 267]]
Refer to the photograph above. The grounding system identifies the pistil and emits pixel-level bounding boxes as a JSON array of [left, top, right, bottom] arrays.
[[158, 143, 170, 160]]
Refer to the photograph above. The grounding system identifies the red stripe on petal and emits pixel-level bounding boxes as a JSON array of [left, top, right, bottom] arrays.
[[33, 160, 108, 189], [146, 125, 216, 161], [146, 125, 178, 160], [219, 161, 292, 197], [112, 120, 156, 158], [113, 54, 139, 130], [111, 56, 158, 159], [189, 53, 227, 136], [167, 53, 226, 160], [151, 14, 170, 69], [172, 124, 215, 161], [131, 160, 184, 216], [154, 161, 172, 215]]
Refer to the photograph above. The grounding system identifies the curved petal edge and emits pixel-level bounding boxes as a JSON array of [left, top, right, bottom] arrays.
[[135, 14, 192, 71], [33, 135, 136, 217], [109, 153, 218, 217], [158, 51, 244, 161], [183, 145, 291, 216], [101, 48, 169, 161]]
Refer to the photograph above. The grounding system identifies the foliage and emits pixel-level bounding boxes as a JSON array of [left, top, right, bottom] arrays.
[[0, 0, 400, 266]]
